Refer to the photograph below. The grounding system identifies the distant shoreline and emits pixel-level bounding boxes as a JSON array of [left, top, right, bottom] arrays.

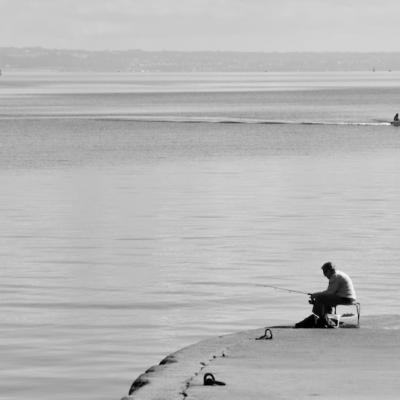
[[2, 48, 400, 73], [1, 69, 399, 74]]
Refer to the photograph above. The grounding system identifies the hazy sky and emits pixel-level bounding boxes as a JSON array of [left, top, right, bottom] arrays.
[[0, 0, 399, 51]]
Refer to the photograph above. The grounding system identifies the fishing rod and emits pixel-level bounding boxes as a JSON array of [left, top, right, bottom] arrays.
[[259, 283, 311, 296]]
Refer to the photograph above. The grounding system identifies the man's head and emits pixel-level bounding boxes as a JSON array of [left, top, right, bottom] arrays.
[[321, 261, 336, 279]]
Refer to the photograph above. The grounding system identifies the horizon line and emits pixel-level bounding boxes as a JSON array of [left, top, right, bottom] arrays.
[[2, 46, 400, 54]]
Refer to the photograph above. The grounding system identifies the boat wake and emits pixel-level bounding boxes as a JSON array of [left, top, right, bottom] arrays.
[[0, 114, 393, 126], [98, 116, 392, 127]]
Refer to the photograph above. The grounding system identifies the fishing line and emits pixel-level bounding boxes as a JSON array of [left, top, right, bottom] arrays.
[[258, 284, 310, 295]]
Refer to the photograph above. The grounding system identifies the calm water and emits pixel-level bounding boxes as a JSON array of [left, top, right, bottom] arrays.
[[1, 72, 400, 400]]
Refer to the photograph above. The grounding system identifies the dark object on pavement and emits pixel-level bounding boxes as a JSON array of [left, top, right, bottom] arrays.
[[294, 314, 335, 328], [203, 373, 226, 386], [256, 328, 273, 340]]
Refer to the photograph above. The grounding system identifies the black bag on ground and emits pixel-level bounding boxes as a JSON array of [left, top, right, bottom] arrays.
[[294, 314, 328, 328]]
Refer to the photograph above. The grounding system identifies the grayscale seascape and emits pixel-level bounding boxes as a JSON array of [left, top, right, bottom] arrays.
[[1, 71, 400, 400]]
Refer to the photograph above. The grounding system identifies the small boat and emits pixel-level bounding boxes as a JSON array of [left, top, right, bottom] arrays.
[[391, 120, 400, 126]]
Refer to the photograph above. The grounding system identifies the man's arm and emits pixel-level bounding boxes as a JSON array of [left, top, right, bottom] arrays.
[[310, 276, 339, 298], [325, 275, 340, 295]]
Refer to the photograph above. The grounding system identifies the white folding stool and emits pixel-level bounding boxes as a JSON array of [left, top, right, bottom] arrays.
[[329, 302, 361, 328]]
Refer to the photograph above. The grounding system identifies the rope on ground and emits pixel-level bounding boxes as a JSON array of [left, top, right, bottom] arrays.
[[256, 328, 273, 340]]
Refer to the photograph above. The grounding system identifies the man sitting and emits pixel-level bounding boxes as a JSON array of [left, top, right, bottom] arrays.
[[309, 262, 356, 327]]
